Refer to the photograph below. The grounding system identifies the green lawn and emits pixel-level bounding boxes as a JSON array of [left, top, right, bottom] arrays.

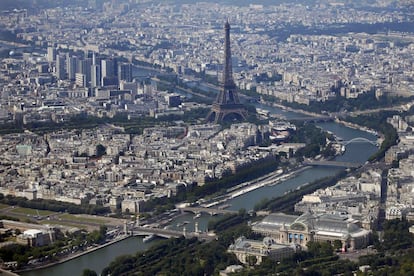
[[11, 207, 56, 216], [0, 203, 10, 209], [39, 220, 82, 228], [59, 213, 110, 224]]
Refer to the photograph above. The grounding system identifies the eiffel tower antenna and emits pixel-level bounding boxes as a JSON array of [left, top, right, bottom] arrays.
[[206, 20, 247, 123]]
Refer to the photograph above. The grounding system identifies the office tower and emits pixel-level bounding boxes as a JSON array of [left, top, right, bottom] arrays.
[[118, 63, 132, 82], [47, 46, 56, 62], [92, 52, 97, 65], [66, 55, 78, 81], [91, 64, 101, 88], [55, 54, 67, 80], [206, 21, 247, 123], [101, 58, 118, 86], [101, 59, 115, 79], [78, 58, 92, 86]]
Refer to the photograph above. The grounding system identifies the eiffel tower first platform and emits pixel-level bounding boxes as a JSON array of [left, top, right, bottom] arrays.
[[206, 21, 247, 124]]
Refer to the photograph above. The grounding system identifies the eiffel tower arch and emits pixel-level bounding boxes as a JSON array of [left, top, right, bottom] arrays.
[[206, 21, 247, 123]]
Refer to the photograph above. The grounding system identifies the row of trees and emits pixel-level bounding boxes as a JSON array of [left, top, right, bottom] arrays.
[[0, 194, 110, 215]]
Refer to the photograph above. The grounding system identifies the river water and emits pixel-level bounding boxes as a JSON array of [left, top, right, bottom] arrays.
[[21, 78, 378, 276]]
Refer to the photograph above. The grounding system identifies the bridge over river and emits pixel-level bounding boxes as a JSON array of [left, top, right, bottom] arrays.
[[341, 137, 378, 146], [131, 226, 216, 241], [304, 160, 363, 168], [179, 206, 238, 216]]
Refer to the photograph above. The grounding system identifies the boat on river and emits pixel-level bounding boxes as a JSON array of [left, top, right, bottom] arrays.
[[142, 234, 155, 243], [176, 221, 190, 227]]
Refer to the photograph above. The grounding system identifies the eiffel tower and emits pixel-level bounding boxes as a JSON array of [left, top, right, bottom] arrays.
[[206, 20, 247, 123]]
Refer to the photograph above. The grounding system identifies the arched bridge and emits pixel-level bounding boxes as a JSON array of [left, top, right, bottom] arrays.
[[342, 137, 378, 146]]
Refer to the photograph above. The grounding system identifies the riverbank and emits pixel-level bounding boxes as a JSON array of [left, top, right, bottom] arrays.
[[264, 101, 328, 118], [202, 165, 311, 210], [266, 99, 381, 139], [15, 235, 131, 274], [0, 268, 20, 276], [228, 166, 310, 199], [335, 118, 380, 137]]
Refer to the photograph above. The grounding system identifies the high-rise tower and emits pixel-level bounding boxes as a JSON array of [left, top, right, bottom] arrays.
[[206, 21, 247, 123], [118, 63, 133, 82], [66, 54, 78, 81], [91, 64, 101, 88], [55, 54, 67, 80]]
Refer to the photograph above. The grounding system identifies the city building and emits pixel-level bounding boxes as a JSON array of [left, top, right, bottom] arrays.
[[55, 54, 66, 80], [66, 55, 78, 81], [118, 63, 132, 82], [101, 58, 117, 86], [228, 236, 296, 265], [47, 46, 56, 63], [252, 212, 371, 251], [75, 72, 86, 87], [91, 64, 101, 88], [1, 220, 56, 247], [78, 58, 92, 87], [18, 229, 54, 247]]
